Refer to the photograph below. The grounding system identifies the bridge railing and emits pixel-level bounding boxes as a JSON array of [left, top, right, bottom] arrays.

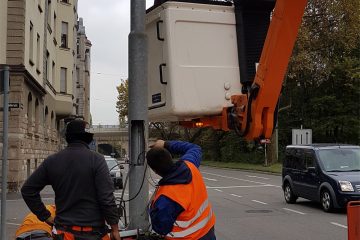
[[90, 125, 128, 133]]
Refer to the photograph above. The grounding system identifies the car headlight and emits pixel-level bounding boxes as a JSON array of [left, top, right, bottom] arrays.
[[115, 171, 121, 178], [339, 181, 354, 192]]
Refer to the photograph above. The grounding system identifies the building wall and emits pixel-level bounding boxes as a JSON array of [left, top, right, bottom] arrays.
[[6, 0, 25, 66], [0, 0, 90, 191], [75, 18, 91, 123], [0, 0, 7, 64]]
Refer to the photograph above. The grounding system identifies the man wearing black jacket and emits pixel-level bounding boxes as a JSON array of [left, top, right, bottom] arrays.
[[21, 119, 121, 240]]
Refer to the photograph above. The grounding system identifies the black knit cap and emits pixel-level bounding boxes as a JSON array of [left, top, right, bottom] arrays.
[[65, 119, 93, 137]]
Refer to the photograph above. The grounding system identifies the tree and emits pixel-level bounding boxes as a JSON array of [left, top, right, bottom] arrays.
[[279, 0, 360, 149], [116, 79, 129, 127]]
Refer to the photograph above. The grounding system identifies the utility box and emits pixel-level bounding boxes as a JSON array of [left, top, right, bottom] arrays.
[[146, 1, 241, 122]]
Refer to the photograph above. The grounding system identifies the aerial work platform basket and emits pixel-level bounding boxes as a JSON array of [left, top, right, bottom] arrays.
[[146, 1, 242, 122]]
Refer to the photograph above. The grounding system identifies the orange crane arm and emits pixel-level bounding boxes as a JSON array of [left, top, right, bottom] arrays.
[[181, 0, 307, 141]]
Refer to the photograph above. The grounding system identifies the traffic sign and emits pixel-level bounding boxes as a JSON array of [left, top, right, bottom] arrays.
[[260, 139, 271, 144], [9, 103, 20, 109]]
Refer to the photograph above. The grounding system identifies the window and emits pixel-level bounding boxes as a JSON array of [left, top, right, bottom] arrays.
[[45, 106, 49, 126], [304, 151, 315, 169], [36, 34, 40, 72], [29, 22, 34, 64], [27, 92, 33, 121], [53, 13, 57, 43], [61, 21, 68, 48], [76, 67, 80, 84], [47, 0, 52, 29], [51, 61, 55, 85], [45, 51, 49, 80], [61, 0, 69, 3], [76, 38, 80, 55], [34, 99, 40, 132], [60, 67, 67, 93]]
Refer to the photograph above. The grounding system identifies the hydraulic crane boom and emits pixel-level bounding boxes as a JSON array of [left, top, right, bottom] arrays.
[[180, 0, 307, 141]]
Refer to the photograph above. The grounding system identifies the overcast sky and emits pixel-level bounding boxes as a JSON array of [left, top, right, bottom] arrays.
[[78, 0, 153, 125]]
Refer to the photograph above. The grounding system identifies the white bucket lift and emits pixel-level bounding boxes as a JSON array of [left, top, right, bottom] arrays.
[[146, 1, 242, 122]]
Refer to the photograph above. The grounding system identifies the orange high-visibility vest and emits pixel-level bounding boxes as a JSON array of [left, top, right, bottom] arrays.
[[15, 205, 56, 237], [153, 161, 215, 239]]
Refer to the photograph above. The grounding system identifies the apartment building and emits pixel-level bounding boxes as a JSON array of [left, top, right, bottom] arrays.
[[75, 18, 91, 123], [0, 0, 91, 191]]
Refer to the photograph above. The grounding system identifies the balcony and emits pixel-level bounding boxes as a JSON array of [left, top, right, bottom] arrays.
[[55, 93, 73, 117]]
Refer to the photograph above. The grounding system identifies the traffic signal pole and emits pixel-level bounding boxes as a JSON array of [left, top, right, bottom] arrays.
[[128, 0, 149, 230]]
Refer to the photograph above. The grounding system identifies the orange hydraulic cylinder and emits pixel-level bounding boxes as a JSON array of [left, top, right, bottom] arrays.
[[244, 0, 308, 140], [347, 201, 360, 240]]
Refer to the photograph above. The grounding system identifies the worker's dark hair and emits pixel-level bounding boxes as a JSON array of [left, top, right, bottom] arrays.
[[146, 147, 174, 177]]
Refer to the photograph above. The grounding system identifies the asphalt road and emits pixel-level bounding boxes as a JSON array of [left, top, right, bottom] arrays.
[[5, 166, 348, 240], [199, 166, 348, 240]]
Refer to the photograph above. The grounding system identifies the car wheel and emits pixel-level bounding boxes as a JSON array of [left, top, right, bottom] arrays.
[[284, 182, 297, 204], [321, 189, 334, 212]]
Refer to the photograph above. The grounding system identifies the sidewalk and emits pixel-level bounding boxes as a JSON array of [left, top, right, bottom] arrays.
[[3, 186, 55, 239]]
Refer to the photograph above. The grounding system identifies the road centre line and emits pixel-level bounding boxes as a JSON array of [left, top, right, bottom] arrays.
[[202, 171, 273, 186], [282, 208, 306, 215], [203, 177, 218, 181], [207, 184, 273, 189], [214, 189, 223, 192], [246, 175, 269, 180], [230, 194, 242, 198], [330, 222, 347, 229], [252, 200, 268, 205]]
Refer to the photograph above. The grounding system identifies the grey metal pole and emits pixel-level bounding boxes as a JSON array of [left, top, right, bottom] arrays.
[[128, 0, 149, 230], [1, 66, 10, 240]]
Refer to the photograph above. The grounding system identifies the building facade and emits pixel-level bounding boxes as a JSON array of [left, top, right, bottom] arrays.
[[75, 18, 91, 123], [0, 0, 91, 191]]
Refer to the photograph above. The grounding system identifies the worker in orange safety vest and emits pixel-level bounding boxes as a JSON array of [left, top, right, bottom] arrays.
[[146, 140, 216, 240], [15, 205, 56, 240]]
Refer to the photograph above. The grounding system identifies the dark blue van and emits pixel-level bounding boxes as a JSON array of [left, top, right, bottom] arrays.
[[282, 144, 360, 212]]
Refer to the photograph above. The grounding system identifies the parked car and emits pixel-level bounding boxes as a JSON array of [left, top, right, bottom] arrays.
[[104, 156, 124, 189], [282, 144, 360, 212]]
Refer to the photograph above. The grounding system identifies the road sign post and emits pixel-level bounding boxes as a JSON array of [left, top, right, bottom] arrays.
[[1, 65, 9, 240], [260, 139, 271, 166]]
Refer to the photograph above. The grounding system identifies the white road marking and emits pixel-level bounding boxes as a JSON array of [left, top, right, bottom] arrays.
[[202, 171, 274, 186], [207, 184, 273, 189], [330, 222, 348, 229], [282, 208, 306, 215], [246, 175, 269, 180], [203, 177, 218, 181], [230, 194, 242, 198], [7, 222, 20, 226], [252, 200, 268, 205], [214, 189, 223, 192]]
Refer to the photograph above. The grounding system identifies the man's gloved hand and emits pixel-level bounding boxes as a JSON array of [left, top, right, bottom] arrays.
[[45, 215, 54, 226], [149, 139, 165, 149]]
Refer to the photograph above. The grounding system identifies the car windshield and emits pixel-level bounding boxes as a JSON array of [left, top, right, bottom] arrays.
[[106, 159, 119, 171], [318, 148, 360, 172]]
